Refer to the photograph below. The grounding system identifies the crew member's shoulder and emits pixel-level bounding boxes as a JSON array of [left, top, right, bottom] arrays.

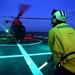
[[48, 28, 55, 34]]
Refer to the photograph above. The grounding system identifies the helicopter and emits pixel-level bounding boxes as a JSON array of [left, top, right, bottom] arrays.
[[4, 4, 31, 42], [3, 4, 51, 42]]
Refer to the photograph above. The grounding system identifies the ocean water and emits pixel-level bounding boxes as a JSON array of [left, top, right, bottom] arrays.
[[0, 31, 48, 36]]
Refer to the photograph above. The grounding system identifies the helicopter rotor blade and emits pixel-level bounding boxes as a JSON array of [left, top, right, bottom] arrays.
[[2, 16, 15, 18], [21, 17, 51, 20], [2, 16, 51, 20], [17, 4, 31, 18]]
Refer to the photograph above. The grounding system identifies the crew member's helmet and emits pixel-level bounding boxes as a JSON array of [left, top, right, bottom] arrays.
[[51, 9, 66, 25]]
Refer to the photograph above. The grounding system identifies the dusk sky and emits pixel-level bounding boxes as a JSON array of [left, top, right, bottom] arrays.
[[0, 0, 75, 32]]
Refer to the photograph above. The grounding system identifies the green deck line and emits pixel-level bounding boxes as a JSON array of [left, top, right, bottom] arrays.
[[17, 43, 44, 75], [0, 40, 43, 46], [0, 52, 52, 59], [29, 52, 52, 56], [0, 55, 23, 59]]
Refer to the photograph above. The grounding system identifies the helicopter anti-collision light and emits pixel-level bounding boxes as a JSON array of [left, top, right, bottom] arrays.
[[5, 29, 9, 33]]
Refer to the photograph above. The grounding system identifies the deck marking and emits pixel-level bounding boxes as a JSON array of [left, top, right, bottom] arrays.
[[0, 55, 23, 59], [29, 52, 52, 56], [17, 43, 43, 75], [0, 52, 52, 59], [0, 40, 43, 46]]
